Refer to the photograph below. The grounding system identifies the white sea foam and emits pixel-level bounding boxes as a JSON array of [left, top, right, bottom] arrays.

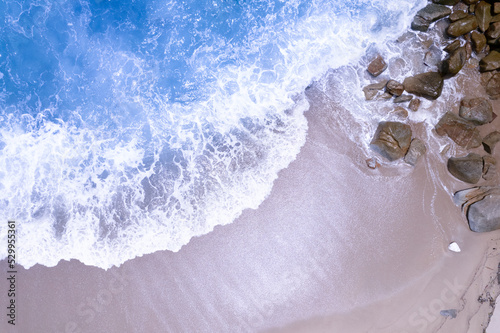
[[0, 0, 426, 269]]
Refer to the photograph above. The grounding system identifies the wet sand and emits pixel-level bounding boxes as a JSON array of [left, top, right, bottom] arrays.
[[2, 62, 500, 332]]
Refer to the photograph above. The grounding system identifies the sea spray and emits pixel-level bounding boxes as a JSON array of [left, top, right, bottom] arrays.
[[0, 0, 425, 269]]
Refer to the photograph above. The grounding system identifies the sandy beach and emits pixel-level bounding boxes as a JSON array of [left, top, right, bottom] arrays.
[[2, 1, 500, 332], [3, 60, 500, 332]]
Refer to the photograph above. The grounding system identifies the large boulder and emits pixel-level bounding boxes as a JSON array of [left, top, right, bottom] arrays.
[[447, 153, 484, 184], [479, 50, 500, 72], [475, 1, 492, 32], [440, 46, 467, 77], [435, 112, 482, 148], [446, 16, 479, 37], [458, 97, 493, 125], [454, 186, 500, 232], [468, 193, 500, 232], [412, 4, 452, 32], [404, 138, 427, 166], [370, 122, 412, 161], [403, 72, 444, 100]]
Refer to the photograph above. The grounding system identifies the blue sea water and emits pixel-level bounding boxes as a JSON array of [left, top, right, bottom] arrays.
[[0, 0, 424, 268]]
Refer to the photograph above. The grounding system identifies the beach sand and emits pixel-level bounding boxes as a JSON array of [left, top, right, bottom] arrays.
[[2, 59, 500, 332]]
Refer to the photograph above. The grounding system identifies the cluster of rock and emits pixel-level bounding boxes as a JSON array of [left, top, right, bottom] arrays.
[[412, 0, 500, 98], [364, 0, 500, 233]]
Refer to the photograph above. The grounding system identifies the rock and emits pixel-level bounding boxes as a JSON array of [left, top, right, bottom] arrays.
[[409, 98, 421, 111], [468, 193, 500, 232], [403, 72, 444, 100], [435, 112, 482, 148], [483, 155, 497, 180], [485, 73, 500, 99], [450, 10, 468, 22], [444, 40, 462, 53], [447, 15, 478, 37], [463, 0, 479, 4], [486, 22, 500, 40], [412, 4, 452, 32], [424, 45, 443, 68], [453, 2, 469, 13], [391, 107, 409, 119], [367, 55, 387, 77], [366, 157, 380, 169], [447, 153, 484, 184], [469, 4, 476, 13], [433, 0, 459, 5], [393, 94, 413, 103], [363, 80, 388, 100], [440, 309, 458, 318], [370, 122, 412, 161], [440, 46, 467, 77], [495, 3, 500, 15], [492, 14, 500, 23], [386, 80, 404, 96], [483, 131, 500, 154], [458, 97, 493, 125], [479, 50, 500, 71], [471, 30, 487, 53], [379, 92, 393, 100], [404, 138, 427, 166], [475, 1, 492, 32]]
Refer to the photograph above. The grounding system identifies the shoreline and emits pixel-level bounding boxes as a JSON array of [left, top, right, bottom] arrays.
[[3, 1, 500, 332]]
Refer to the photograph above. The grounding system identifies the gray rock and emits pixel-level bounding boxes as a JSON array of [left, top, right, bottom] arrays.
[[475, 1, 492, 32], [386, 80, 404, 96], [367, 55, 387, 77], [424, 45, 443, 68], [480, 50, 500, 72], [440, 46, 467, 77], [394, 94, 413, 103], [435, 112, 482, 148], [370, 122, 412, 161], [447, 15, 478, 37], [403, 72, 444, 100], [458, 97, 493, 125], [483, 131, 500, 154], [447, 153, 484, 184], [412, 4, 452, 32], [468, 193, 500, 232], [404, 138, 427, 166]]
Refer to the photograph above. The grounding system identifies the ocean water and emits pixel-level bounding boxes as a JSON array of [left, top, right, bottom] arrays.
[[0, 0, 425, 269]]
